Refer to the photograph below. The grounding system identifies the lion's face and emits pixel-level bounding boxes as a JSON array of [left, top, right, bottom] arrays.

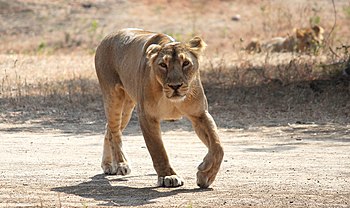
[[296, 25, 324, 52], [245, 40, 262, 53], [146, 37, 206, 102]]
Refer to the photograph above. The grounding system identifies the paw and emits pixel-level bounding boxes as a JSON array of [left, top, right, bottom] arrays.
[[196, 148, 224, 188], [101, 162, 131, 176], [197, 170, 214, 189], [116, 163, 131, 175], [102, 163, 117, 175], [158, 175, 184, 187]]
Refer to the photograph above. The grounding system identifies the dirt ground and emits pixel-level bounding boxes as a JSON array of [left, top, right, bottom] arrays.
[[0, 119, 349, 207], [0, 53, 349, 207], [1, 0, 350, 207]]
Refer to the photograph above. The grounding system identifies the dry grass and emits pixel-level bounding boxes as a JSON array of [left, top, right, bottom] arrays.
[[0, 55, 98, 104], [0, 55, 103, 124], [203, 52, 349, 87], [201, 54, 350, 127], [0, 0, 349, 126], [1, 52, 349, 127], [1, 0, 350, 55]]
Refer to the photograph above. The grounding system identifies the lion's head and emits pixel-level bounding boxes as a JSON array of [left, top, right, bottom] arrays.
[[296, 25, 324, 52], [245, 39, 262, 53], [146, 37, 206, 102]]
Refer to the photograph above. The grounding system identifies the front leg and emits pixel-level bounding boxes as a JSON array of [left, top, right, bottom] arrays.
[[189, 111, 224, 188], [138, 109, 184, 187]]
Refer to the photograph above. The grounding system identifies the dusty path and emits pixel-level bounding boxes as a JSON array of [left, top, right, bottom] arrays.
[[1, 121, 349, 207]]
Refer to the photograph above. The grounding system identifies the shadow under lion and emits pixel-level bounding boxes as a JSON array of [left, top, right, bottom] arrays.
[[51, 174, 212, 206]]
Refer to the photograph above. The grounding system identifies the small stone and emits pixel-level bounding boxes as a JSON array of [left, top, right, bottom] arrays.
[[231, 14, 241, 21]]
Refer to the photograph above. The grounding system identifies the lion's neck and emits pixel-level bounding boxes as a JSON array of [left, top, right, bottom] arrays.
[[141, 66, 164, 101]]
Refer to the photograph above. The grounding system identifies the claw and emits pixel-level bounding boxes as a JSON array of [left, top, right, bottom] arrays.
[[102, 162, 131, 176], [197, 171, 210, 188], [102, 163, 117, 175], [158, 175, 184, 187], [116, 163, 131, 175]]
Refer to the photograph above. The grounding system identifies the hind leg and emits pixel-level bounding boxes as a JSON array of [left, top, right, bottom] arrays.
[[101, 84, 131, 175]]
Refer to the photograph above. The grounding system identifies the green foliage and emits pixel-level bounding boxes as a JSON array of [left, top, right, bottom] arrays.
[[343, 6, 350, 18], [37, 42, 46, 53], [309, 15, 321, 25], [153, 5, 165, 14], [165, 32, 183, 42], [36, 41, 54, 55], [309, 2, 322, 26], [88, 19, 103, 53], [89, 20, 99, 33]]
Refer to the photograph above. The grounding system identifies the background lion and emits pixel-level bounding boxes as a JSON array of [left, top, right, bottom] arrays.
[[246, 25, 324, 53], [95, 28, 224, 188]]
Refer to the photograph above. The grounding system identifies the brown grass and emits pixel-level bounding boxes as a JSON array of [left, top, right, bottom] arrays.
[[0, 55, 97, 103], [1, 52, 349, 127], [0, 0, 349, 126], [1, 0, 350, 55]]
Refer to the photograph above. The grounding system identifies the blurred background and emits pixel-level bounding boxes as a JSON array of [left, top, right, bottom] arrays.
[[1, 0, 350, 55], [0, 0, 349, 129]]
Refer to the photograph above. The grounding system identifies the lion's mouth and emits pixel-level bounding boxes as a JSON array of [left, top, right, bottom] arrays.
[[166, 91, 186, 101], [163, 83, 188, 102], [168, 95, 186, 102], [164, 89, 187, 102]]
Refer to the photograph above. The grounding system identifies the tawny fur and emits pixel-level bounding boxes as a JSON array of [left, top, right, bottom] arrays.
[[95, 28, 224, 188], [246, 25, 324, 53]]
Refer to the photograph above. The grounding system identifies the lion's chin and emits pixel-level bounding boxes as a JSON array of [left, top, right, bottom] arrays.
[[167, 95, 186, 102]]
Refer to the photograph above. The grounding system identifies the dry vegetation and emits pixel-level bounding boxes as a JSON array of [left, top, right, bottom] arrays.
[[0, 0, 349, 127], [1, 2, 349, 207]]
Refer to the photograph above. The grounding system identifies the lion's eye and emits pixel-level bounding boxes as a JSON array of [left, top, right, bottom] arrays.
[[159, 63, 167, 68], [182, 61, 190, 67]]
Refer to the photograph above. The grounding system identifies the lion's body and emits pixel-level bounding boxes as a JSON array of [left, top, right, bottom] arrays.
[[246, 25, 324, 53], [265, 36, 298, 52], [95, 28, 223, 188]]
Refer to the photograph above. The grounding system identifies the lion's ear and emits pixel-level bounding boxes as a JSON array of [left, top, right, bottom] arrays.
[[188, 36, 207, 56], [146, 44, 161, 59], [312, 25, 324, 35], [296, 29, 305, 39]]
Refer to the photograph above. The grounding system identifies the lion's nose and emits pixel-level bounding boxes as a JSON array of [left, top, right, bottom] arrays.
[[168, 83, 183, 91]]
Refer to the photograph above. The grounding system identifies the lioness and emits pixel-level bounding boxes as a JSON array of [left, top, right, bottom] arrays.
[[95, 28, 224, 188], [246, 25, 324, 53]]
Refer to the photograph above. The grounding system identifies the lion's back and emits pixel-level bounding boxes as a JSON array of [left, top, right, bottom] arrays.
[[95, 28, 174, 101], [95, 29, 153, 67]]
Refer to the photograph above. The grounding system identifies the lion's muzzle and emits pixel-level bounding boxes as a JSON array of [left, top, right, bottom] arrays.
[[164, 82, 188, 101], [168, 83, 183, 91]]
